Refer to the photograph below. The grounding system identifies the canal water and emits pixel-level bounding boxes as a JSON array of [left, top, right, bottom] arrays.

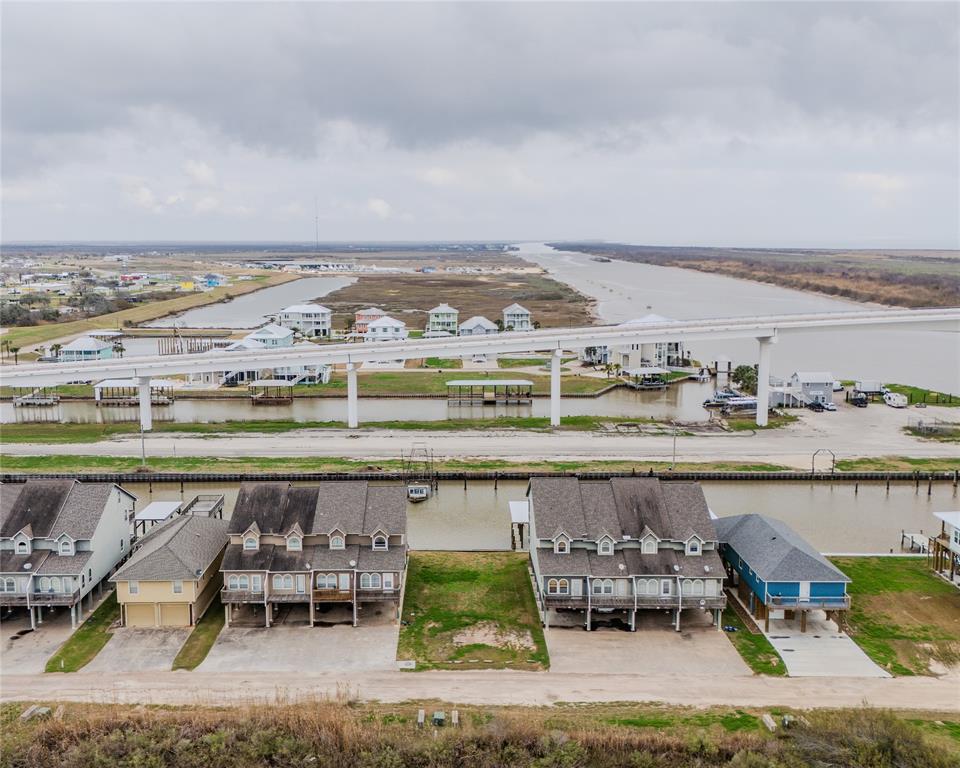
[[122, 478, 957, 554], [2, 380, 716, 425], [515, 243, 960, 395], [143, 276, 355, 329]]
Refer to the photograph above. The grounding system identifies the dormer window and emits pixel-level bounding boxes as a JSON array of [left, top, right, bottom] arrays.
[[330, 535, 345, 550], [243, 536, 258, 551], [597, 538, 613, 555], [642, 538, 657, 555], [287, 536, 302, 551], [58, 538, 73, 556], [685, 537, 702, 556], [15, 539, 29, 555], [554, 537, 569, 554], [372, 535, 388, 551]]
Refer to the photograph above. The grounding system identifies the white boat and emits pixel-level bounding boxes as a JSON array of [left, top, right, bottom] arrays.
[[407, 484, 432, 502]]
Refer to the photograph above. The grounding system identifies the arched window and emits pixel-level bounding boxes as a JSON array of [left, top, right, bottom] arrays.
[[330, 535, 345, 550], [51, 577, 61, 593], [39, 577, 51, 592], [647, 579, 659, 596], [59, 539, 72, 555], [642, 538, 657, 554], [557, 578, 569, 595], [15, 540, 28, 555], [272, 574, 283, 590], [283, 574, 293, 589], [547, 578, 559, 594], [686, 539, 701, 555], [287, 536, 301, 551], [228, 575, 239, 590], [243, 537, 257, 550], [554, 539, 568, 554], [373, 536, 388, 551], [360, 573, 382, 589], [592, 579, 614, 595], [682, 579, 693, 596], [238, 575, 249, 590], [693, 580, 704, 596], [598, 539, 613, 555]]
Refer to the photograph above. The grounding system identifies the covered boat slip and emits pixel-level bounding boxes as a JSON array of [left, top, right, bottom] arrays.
[[248, 379, 294, 404], [445, 379, 533, 404], [621, 366, 670, 390], [93, 378, 179, 406]]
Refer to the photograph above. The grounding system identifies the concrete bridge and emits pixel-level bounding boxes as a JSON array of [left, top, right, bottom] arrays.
[[2, 308, 957, 430]]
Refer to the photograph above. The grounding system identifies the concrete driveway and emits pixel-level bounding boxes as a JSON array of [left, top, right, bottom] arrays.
[[764, 612, 890, 678], [84, 627, 191, 673], [546, 610, 751, 677], [1, 606, 77, 674], [198, 607, 399, 673]]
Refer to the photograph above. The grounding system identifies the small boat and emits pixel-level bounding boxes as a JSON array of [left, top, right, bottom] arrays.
[[407, 484, 432, 502]]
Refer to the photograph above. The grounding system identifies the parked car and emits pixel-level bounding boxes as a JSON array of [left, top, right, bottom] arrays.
[[822, 402, 837, 411], [851, 394, 869, 408], [808, 401, 825, 412], [832, 381, 844, 392]]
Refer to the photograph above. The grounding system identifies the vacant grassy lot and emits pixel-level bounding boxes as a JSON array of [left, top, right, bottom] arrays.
[[423, 357, 462, 369], [725, 413, 799, 431], [720, 606, 786, 676], [2, 702, 957, 768], [172, 597, 225, 671], [44, 592, 119, 673], [2, 273, 295, 349], [398, 552, 548, 671], [886, 383, 959, 407], [830, 557, 960, 676], [320, 271, 594, 329], [835, 456, 960, 472]]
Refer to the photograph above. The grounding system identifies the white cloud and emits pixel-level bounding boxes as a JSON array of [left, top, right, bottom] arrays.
[[194, 195, 221, 214], [418, 167, 457, 187], [184, 160, 217, 186], [366, 197, 394, 219]]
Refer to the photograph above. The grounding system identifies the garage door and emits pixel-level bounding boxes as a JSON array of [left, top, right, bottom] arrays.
[[159, 603, 190, 627], [125, 603, 156, 628]]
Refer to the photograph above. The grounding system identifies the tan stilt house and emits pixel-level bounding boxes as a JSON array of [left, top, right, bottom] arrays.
[[111, 515, 229, 627], [220, 482, 407, 627]]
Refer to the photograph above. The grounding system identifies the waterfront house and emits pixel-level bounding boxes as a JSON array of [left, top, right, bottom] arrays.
[[354, 307, 386, 334], [502, 303, 533, 332], [58, 335, 114, 362], [246, 323, 295, 348], [277, 303, 332, 338], [426, 304, 459, 334], [790, 372, 833, 405], [715, 513, 851, 632], [204, 273, 229, 288], [930, 511, 960, 586], [527, 478, 726, 631], [0, 480, 136, 629], [364, 316, 408, 342], [220, 482, 407, 627], [584, 314, 685, 370], [111, 515, 229, 627], [458, 315, 498, 336]]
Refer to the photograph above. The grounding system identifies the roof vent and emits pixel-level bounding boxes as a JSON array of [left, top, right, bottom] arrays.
[[704, 565, 711, 573], [673, 564, 680, 572], [23, 563, 32, 570], [618, 563, 625, 572], [349, 559, 357, 568]]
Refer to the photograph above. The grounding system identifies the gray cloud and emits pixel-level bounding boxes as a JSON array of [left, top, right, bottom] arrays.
[[1, 2, 957, 245]]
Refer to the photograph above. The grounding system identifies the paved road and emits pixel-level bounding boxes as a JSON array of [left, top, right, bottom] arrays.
[[3, 669, 958, 711], [3, 406, 955, 469]]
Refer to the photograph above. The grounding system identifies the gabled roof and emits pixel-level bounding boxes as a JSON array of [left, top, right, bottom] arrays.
[[112, 516, 229, 582], [792, 371, 834, 383], [355, 306, 384, 315], [502, 303, 530, 314], [247, 323, 294, 340], [1, 480, 132, 541], [429, 303, 457, 314], [459, 315, 497, 330], [281, 303, 331, 314], [61, 336, 111, 352], [367, 316, 406, 330], [222, 338, 266, 352], [715, 513, 850, 583]]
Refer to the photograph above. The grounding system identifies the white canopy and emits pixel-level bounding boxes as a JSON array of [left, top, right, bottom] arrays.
[[623, 367, 669, 376], [445, 379, 533, 387], [509, 500, 530, 525], [134, 501, 183, 522]]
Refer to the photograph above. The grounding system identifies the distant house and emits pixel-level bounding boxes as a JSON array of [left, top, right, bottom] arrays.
[[354, 307, 386, 334], [930, 511, 960, 586], [458, 316, 498, 336], [426, 304, 459, 334], [111, 515, 229, 627], [527, 478, 726, 631], [246, 323, 295, 348], [584, 314, 685, 369], [364, 316, 408, 342], [789, 372, 833, 405], [716, 513, 851, 632], [58, 336, 114, 362], [220, 481, 407, 627], [277, 303, 332, 338], [0, 480, 137, 629], [204, 273, 229, 288], [502, 303, 533, 332]]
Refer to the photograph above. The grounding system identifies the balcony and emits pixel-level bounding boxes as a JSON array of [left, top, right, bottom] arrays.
[[220, 588, 265, 604], [312, 588, 352, 602], [29, 589, 80, 606], [543, 593, 727, 610], [769, 595, 851, 610], [0, 593, 31, 606], [356, 588, 400, 602], [267, 592, 310, 603]]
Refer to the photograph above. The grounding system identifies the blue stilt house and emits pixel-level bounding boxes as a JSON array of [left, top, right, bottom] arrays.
[[715, 513, 850, 632]]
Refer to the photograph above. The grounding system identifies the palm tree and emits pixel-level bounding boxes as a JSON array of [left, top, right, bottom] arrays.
[[50, 343, 63, 360], [112, 341, 126, 358], [10, 346, 20, 365]]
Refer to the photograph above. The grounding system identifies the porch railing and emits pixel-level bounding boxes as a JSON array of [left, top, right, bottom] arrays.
[[769, 595, 850, 610], [220, 588, 265, 603]]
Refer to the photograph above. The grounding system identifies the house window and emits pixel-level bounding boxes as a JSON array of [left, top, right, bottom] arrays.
[[686, 539, 700, 555], [383, 573, 395, 590], [642, 538, 657, 554], [330, 535, 345, 550], [238, 575, 249, 590], [546, 578, 569, 595], [373, 535, 388, 551], [592, 579, 613, 595], [316, 573, 337, 589], [59, 539, 72, 555], [243, 537, 257, 550], [129, 581, 139, 595], [660, 579, 672, 596], [173, 580, 183, 594], [554, 539, 568, 554], [228, 575, 239, 590], [287, 536, 302, 551], [51, 577, 61, 593], [598, 539, 613, 555], [682, 579, 693, 596], [251, 575, 262, 592], [693, 580, 704, 596], [360, 573, 382, 589], [15, 540, 28, 555]]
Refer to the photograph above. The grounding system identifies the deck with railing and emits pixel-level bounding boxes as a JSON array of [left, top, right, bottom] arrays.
[[769, 595, 850, 610], [220, 588, 265, 604], [543, 593, 726, 610]]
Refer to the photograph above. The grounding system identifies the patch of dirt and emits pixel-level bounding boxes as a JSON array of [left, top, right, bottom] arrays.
[[452, 622, 535, 651]]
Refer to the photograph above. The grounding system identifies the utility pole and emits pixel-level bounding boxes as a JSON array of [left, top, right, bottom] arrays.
[[671, 425, 678, 470]]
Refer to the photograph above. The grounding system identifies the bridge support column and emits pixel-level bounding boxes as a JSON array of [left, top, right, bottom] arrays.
[[347, 363, 359, 428], [755, 336, 776, 427], [550, 350, 562, 427], [137, 376, 153, 432]]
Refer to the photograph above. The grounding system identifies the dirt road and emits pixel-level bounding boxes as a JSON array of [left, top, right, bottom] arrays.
[[2, 406, 955, 469], [3, 668, 959, 711]]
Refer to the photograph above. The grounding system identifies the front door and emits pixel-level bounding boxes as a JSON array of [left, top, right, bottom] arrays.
[[338, 573, 350, 591], [296, 574, 306, 594], [383, 573, 394, 591], [799, 581, 811, 602], [661, 579, 672, 597]]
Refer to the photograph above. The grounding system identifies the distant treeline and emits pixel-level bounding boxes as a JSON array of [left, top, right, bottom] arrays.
[[551, 243, 960, 308]]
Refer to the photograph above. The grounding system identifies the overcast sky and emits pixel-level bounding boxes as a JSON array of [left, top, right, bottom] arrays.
[[2, 1, 958, 247]]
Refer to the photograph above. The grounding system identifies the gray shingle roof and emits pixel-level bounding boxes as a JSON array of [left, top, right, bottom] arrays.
[[715, 514, 850, 583], [221, 542, 406, 573], [36, 551, 93, 576], [0, 480, 132, 541], [112, 515, 229, 582]]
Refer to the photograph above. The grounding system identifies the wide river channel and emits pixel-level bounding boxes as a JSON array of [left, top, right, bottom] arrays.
[[123, 478, 956, 554]]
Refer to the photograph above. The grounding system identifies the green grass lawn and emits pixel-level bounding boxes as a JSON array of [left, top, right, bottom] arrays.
[[397, 552, 549, 671], [725, 413, 799, 432], [607, 708, 761, 733], [720, 606, 786, 676], [835, 456, 960, 472], [172, 597, 225, 671], [423, 357, 463, 369], [497, 357, 550, 368], [829, 557, 960, 676], [886, 383, 958, 407], [45, 592, 119, 673]]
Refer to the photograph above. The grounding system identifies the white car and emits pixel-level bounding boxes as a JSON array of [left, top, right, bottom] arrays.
[[822, 402, 837, 411]]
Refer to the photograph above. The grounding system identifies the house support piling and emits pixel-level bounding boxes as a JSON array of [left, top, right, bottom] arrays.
[[755, 335, 776, 427], [137, 376, 153, 432], [346, 363, 358, 428], [550, 350, 562, 427]]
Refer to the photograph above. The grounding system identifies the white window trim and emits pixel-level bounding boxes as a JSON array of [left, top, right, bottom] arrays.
[[243, 537, 258, 551], [330, 535, 345, 550], [129, 580, 139, 595], [287, 536, 302, 551], [597, 538, 613, 555], [554, 537, 569, 554], [172, 580, 183, 594], [372, 535, 388, 551]]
